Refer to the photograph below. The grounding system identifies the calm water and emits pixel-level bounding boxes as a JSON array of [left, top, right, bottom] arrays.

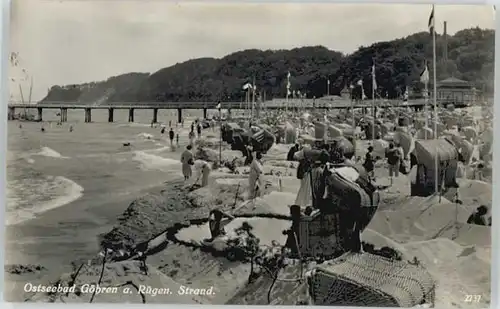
[[6, 108, 215, 269]]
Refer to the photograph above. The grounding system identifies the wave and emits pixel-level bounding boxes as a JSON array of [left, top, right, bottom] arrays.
[[35, 147, 69, 159], [6, 175, 84, 226], [132, 150, 179, 172], [136, 132, 155, 140]]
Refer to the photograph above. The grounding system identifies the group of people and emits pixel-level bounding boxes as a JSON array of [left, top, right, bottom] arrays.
[[180, 144, 211, 187], [363, 142, 405, 185]]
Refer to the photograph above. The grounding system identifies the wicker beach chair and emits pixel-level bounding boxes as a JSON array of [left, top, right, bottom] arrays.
[[306, 253, 435, 307]]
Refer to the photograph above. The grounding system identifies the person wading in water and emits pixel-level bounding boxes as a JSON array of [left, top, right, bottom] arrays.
[[197, 123, 202, 138], [169, 128, 175, 146]]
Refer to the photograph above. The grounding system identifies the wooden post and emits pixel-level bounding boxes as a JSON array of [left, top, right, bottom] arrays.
[[203, 108, 207, 120], [128, 108, 134, 122], [152, 108, 158, 123], [177, 108, 182, 124], [85, 108, 92, 123], [8, 107, 15, 120], [37, 107, 43, 122], [108, 108, 114, 122]]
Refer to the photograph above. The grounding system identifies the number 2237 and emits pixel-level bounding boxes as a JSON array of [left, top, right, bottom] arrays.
[[464, 295, 481, 303]]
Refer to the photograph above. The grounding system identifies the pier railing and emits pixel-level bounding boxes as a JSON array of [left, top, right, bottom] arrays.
[[8, 99, 428, 110]]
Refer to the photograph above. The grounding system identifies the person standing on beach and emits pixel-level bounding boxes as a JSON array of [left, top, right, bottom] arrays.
[[188, 130, 195, 146], [197, 123, 202, 138], [248, 152, 264, 199], [180, 145, 194, 180], [200, 160, 211, 187], [386, 143, 400, 185], [363, 146, 375, 179], [169, 128, 175, 146], [176, 133, 179, 147], [169, 120, 172, 128]]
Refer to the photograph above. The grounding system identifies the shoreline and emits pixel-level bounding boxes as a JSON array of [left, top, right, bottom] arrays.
[[5, 133, 493, 306]]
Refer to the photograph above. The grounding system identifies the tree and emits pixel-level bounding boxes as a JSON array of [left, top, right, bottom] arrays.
[[42, 28, 494, 103]]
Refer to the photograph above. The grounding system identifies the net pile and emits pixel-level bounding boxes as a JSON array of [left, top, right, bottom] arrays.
[[307, 253, 435, 307]]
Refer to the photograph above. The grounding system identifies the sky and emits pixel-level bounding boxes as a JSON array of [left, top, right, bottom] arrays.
[[9, 0, 495, 101]]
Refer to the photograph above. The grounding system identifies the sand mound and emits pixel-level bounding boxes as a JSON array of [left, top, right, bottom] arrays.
[[403, 239, 490, 308], [367, 195, 479, 243], [187, 177, 246, 209], [100, 181, 193, 252], [27, 261, 208, 304], [443, 179, 492, 212]]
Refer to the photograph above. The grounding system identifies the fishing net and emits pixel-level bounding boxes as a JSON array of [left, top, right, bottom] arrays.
[[307, 253, 435, 307]]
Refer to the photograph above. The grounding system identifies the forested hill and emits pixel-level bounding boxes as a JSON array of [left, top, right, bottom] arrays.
[[41, 27, 494, 103]]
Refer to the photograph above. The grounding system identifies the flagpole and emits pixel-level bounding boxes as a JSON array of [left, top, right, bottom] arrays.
[[425, 84, 429, 140], [432, 4, 439, 195], [251, 76, 256, 119], [372, 62, 376, 145], [350, 86, 356, 159]]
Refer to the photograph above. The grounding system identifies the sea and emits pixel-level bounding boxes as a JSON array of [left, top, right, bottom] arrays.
[[5, 105, 485, 271], [6, 108, 214, 270]]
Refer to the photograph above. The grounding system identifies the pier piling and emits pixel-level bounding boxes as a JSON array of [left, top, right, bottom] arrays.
[[128, 108, 135, 122], [203, 108, 207, 119], [108, 108, 114, 122], [153, 108, 158, 123], [177, 108, 182, 123], [60, 108, 68, 122], [8, 107, 15, 120], [84, 108, 92, 123], [37, 107, 43, 122]]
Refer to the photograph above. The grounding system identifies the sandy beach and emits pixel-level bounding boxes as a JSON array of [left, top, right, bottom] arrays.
[[5, 129, 491, 307]]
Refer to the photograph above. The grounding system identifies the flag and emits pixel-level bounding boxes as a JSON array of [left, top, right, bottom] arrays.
[[216, 103, 221, 109], [357, 79, 363, 86], [420, 61, 430, 84], [371, 64, 377, 91], [349, 84, 354, 89], [242, 83, 252, 90], [287, 89, 292, 96], [403, 87, 409, 102], [428, 5, 435, 35]]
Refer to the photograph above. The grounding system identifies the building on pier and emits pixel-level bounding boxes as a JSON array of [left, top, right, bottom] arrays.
[[433, 77, 479, 107]]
